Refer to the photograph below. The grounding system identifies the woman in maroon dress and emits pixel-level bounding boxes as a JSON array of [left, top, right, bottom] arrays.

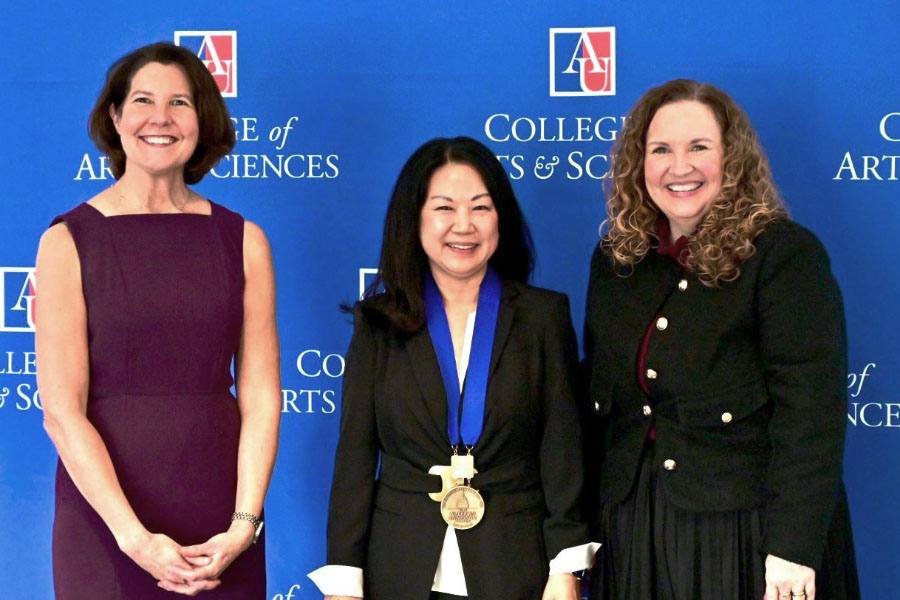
[[36, 42, 280, 598]]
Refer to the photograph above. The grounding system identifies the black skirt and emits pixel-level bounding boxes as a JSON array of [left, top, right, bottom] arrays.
[[590, 442, 859, 600]]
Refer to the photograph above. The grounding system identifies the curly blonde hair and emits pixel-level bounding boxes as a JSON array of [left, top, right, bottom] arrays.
[[602, 79, 788, 286]]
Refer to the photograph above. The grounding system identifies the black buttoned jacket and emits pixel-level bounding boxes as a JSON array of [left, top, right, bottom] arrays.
[[326, 282, 591, 600], [583, 220, 848, 570]]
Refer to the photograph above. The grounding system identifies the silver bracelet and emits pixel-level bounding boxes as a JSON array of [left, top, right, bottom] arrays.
[[231, 511, 260, 527], [231, 511, 264, 544]]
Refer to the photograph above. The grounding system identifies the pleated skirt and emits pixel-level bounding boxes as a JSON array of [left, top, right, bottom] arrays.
[[590, 442, 860, 600]]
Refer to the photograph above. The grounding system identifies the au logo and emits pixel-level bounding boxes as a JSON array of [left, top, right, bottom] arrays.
[[174, 30, 237, 97], [549, 27, 615, 97], [1, 267, 36, 333]]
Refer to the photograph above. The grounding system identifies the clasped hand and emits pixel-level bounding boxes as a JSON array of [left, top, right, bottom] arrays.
[[122, 522, 255, 596], [765, 554, 816, 600]]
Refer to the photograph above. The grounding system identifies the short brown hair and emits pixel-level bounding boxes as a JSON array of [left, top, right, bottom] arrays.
[[88, 42, 235, 184], [602, 79, 788, 286]]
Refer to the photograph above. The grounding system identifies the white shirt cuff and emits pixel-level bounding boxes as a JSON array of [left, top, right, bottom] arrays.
[[548, 541, 601, 574], [307, 564, 364, 597]]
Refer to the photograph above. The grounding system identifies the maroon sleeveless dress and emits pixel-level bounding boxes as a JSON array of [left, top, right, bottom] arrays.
[[50, 201, 266, 599]]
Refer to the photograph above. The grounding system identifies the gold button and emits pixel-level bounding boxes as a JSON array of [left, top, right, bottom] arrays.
[[721, 412, 733, 424], [594, 401, 601, 413], [663, 459, 677, 471], [678, 279, 688, 291], [656, 317, 668, 331], [642, 405, 652, 416], [646, 368, 658, 380]]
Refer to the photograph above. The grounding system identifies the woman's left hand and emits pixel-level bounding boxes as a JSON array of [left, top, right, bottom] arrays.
[[765, 554, 815, 600], [162, 520, 256, 592], [542, 573, 580, 600]]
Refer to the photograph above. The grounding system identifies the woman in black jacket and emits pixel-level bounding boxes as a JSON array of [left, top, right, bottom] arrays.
[[584, 79, 859, 600], [310, 137, 597, 600]]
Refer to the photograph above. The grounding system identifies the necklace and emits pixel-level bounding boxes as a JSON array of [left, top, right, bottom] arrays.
[[115, 182, 194, 213]]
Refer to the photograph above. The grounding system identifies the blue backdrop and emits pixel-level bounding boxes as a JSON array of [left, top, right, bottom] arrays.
[[1, 1, 897, 598]]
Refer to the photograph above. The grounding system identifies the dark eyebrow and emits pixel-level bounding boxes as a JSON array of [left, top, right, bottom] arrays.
[[428, 193, 491, 202], [646, 137, 715, 146], [128, 90, 192, 99]]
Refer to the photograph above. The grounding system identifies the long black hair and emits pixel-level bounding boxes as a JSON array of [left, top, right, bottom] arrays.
[[362, 136, 535, 332]]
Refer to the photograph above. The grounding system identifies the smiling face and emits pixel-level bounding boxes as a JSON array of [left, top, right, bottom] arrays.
[[419, 162, 500, 286], [110, 62, 199, 179], [644, 100, 724, 240]]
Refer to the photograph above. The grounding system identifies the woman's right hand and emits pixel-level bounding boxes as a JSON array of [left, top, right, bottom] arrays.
[[120, 530, 220, 595]]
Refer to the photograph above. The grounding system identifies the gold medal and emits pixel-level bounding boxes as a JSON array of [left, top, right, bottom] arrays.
[[440, 484, 485, 529], [431, 451, 485, 528]]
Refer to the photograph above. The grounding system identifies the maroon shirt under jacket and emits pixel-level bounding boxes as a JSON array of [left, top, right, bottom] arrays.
[[637, 218, 690, 439]]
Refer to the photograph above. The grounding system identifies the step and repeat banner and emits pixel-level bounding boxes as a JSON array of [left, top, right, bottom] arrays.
[[1, 1, 897, 598]]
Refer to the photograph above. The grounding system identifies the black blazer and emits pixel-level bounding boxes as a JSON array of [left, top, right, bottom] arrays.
[[583, 220, 847, 570], [326, 281, 591, 600]]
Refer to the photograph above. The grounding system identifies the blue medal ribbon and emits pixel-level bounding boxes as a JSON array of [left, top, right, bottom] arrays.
[[424, 266, 502, 448]]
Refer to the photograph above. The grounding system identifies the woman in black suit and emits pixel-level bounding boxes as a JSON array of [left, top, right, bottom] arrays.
[[583, 80, 859, 600], [309, 137, 598, 600]]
